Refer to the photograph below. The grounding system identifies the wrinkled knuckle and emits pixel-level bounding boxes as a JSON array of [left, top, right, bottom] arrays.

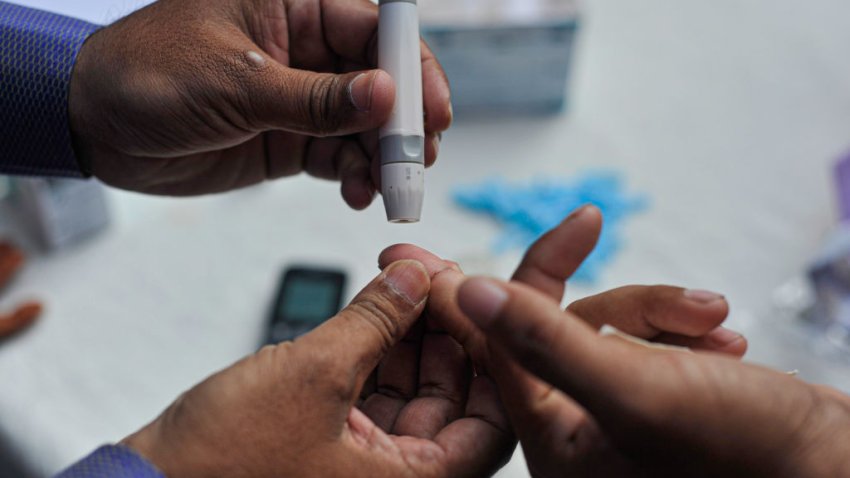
[[307, 74, 344, 136], [295, 346, 352, 401], [264, 341, 295, 357], [255, 344, 278, 363], [249, 342, 294, 377], [346, 297, 402, 353]]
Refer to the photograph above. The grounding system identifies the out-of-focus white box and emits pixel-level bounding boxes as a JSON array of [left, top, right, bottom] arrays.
[[8, 178, 109, 251], [420, 0, 580, 115]]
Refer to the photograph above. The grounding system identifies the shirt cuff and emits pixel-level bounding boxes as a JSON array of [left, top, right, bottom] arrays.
[[0, 2, 100, 178], [55, 445, 166, 478]]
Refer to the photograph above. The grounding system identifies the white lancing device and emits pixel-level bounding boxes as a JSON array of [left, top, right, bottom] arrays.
[[378, 0, 425, 223]]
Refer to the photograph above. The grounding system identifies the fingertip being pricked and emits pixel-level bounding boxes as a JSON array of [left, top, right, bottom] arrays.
[[378, 244, 413, 270], [378, 245, 459, 279], [383, 260, 430, 305]]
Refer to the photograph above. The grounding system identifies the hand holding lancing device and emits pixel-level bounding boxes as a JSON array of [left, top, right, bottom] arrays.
[[69, 0, 451, 207]]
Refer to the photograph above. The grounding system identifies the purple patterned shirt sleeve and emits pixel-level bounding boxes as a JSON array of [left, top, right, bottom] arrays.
[[56, 445, 165, 478], [0, 2, 99, 177]]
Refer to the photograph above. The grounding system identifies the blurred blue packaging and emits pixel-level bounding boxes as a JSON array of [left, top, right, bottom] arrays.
[[808, 225, 850, 331], [420, 0, 580, 115], [453, 171, 647, 283], [807, 151, 850, 335]]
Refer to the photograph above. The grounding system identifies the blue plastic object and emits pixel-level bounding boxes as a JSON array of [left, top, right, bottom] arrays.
[[453, 172, 648, 283]]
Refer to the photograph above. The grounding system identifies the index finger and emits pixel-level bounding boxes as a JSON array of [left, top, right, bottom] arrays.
[[511, 205, 602, 301]]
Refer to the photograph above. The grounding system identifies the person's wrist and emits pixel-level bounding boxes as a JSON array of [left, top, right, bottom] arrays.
[[121, 421, 181, 477], [68, 27, 106, 176]]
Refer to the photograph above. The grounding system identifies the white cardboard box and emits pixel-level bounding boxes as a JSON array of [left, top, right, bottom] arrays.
[[9, 178, 109, 250], [420, 0, 580, 114]]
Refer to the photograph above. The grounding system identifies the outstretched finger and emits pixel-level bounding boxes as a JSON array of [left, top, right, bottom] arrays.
[[567, 285, 730, 338], [511, 205, 602, 301], [569, 285, 747, 357]]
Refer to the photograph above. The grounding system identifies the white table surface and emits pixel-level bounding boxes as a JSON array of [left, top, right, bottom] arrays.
[[3, 0, 850, 476]]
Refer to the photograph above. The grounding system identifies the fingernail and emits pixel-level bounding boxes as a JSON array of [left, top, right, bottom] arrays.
[[348, 72, 375, 112], [432, 136, 441, 158], [458, 278, 509, 329], [708, 327, 744, 347], [384, 261, 429, 304], [684, 289, 725, 304]]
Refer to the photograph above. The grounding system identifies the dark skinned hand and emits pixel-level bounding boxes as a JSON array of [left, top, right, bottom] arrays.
[[380, 205, 766, 477], [123, 260, 513, 477], [70, 0, 451, 206]]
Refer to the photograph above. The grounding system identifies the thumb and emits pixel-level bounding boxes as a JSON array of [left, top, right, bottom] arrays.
[[243, 61, 395, 137], [456, 278, 675, 427], [298, 260, 430, 396]]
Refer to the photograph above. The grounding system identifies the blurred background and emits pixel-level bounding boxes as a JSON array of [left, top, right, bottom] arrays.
[[2, 0, 850, 476]]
